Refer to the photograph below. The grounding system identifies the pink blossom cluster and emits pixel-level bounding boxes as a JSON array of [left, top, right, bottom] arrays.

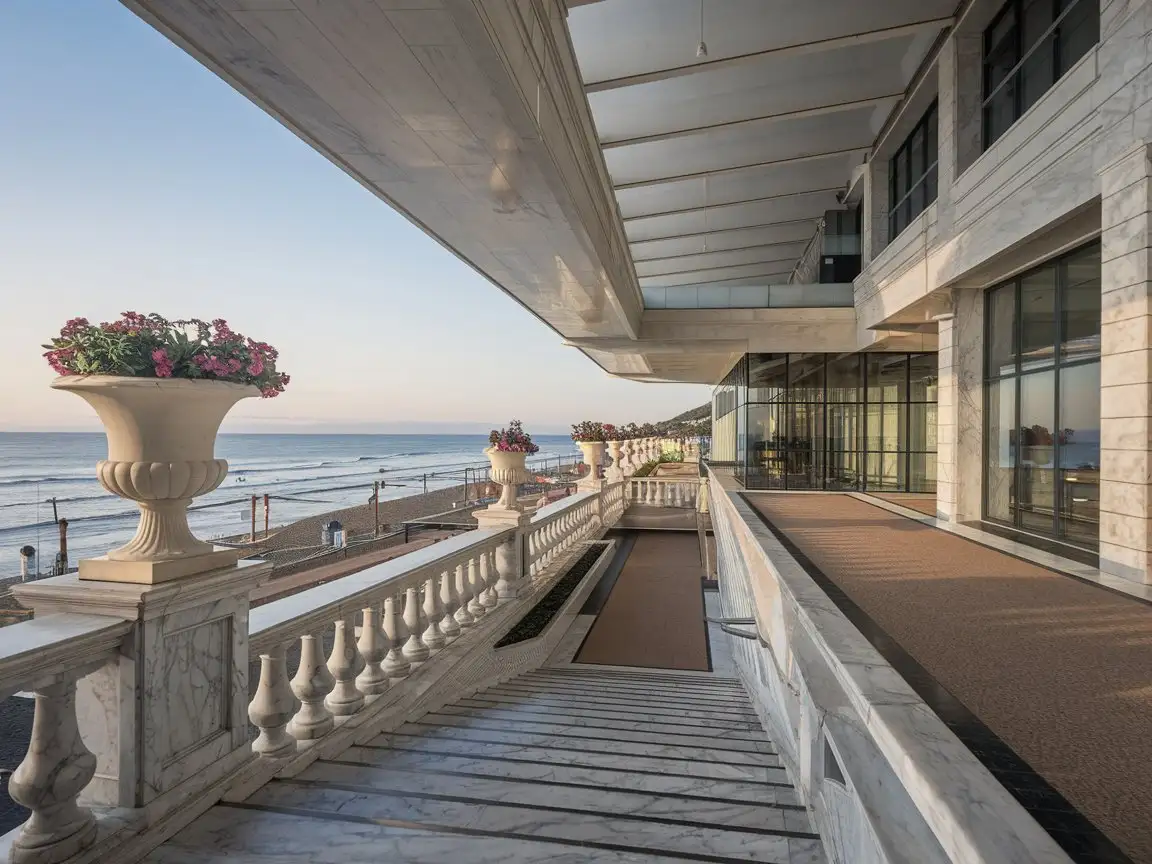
[[488, 419, 540, 454], [42, 312, 290, 398]]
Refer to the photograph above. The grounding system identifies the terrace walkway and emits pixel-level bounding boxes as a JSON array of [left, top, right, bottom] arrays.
[[745, 492, 1152, 863]]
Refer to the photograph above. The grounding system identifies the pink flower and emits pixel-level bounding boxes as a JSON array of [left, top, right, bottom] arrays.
[[227, 358, 243, 373], [247, 354, 264, 376], [192, 353, 232, 376], [151, 348, 173, 378], [44, 349, 74, 376]]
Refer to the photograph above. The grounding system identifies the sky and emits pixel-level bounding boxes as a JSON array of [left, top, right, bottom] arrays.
[[0, 2, 708, 435]]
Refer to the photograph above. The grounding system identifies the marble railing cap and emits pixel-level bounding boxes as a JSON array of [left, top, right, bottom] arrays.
[[0, 613, 131, 699]]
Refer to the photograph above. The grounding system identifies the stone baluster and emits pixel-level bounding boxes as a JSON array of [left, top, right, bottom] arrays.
[[355, 605, 389, 702], [287, 631, 335, 739], [671, 483, 681, 507], [527, 528, 539, 577], [439, 568, 462, 640], [326, 613, 365, 717], [494, 536, 520, 600], [467, 555, 487, 617], [402, 585, 429, 662], [382, 593, 412, 678], [481, 548, 499, 609], [422, 574, 447, 651], [249, 640, 297, 758], [8, 679, 97, 864], [454, 562, 475, 628]]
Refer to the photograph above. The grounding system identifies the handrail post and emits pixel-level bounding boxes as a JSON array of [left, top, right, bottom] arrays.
[[10, 561, 271, 813]]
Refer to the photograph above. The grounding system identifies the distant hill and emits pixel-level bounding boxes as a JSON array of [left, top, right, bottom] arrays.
[[664, 403, 709, 424]]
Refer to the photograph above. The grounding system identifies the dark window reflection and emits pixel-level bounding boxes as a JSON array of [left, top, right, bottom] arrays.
[[982, 240, 1100, 549]]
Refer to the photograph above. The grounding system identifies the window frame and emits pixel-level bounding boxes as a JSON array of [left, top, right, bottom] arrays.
[[981, 240, 1101, 547], [887, 101, 939, 242], [981, 0, 1098, 150]]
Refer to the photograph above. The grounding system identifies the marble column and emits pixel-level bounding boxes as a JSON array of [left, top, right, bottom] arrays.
[[936, 288, 984, 524], [1099, 144, 1152, 583], [473, 508, 531, 597]]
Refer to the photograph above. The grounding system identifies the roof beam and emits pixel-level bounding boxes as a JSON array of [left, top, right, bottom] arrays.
[[631, 240, 810, 264], [641, 270, 796, 289], [639, 256, 800, 279], [622, 187, 843, 222], [565, 337, 749, 354], [601, 94, 903, 149], [584, 17, 954, 93], [614, 147, 869, 190], [630, 218, 817, 245]]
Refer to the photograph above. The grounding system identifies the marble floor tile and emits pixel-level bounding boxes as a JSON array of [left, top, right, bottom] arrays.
[[513, 676, 753, 703], [392, 720, 781, 764], [483, 685, 759, 717], [363, 732, 785, 782], [420, 709, 771, 749], [457, 695, 763, 730], [145, 804, 703, 863], [301, 759, 804, 829], [245, 781, 814, 863], [435, 702, 765, 740], [338, 745, 797, 805]]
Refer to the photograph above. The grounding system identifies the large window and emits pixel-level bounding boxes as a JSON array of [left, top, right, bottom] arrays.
[[983, 242, 1100, 549], [983, 0, 1099, 149], [889, 102, 939, 240], [728, 352, 936, 492]]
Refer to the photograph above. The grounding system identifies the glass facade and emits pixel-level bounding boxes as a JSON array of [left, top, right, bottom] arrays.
[[888, 101, 938, 240], [983, 0, 1099, 150], [713, 352, 937, 492], [982, 241, 1100, 549]]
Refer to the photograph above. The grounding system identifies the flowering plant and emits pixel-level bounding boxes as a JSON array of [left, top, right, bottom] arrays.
[[570, 421, 606, 443], [488, 419, 540, 454], [43, 312, 290, 398], [602, 423, 619, 441]]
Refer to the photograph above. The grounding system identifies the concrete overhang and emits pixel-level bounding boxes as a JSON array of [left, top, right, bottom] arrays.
[[123, 1, 955, 380]]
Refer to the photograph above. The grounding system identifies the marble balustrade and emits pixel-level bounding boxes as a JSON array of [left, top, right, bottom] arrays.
[[626, 477, 701, 509], [0, 614, 133, 864]]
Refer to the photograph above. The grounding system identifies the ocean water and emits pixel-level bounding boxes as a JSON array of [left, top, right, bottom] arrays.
[[0, 432, 580, 575]]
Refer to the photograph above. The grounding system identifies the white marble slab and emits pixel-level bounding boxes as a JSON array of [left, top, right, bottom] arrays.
[[244, 781, 819, 863], [339, 744, 792, 804], [458, 693, 762, 727], [363, 731, 785, 782]]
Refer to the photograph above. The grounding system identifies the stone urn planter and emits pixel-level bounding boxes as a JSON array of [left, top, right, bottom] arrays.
[[484, 447, 533, 511], [51, 376, 259, 583], [577, 441, 606, 482], [606, 440, 624, 481]]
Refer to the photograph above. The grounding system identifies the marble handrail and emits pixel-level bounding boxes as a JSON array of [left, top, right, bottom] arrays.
[[0, 614, 132, 864], [0, 613, 130, 701]]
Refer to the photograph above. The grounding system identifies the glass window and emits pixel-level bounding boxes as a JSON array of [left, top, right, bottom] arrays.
[[748, 353, 788, 403], [1059, 362, 1100, 546], [866, 354, 908, 402], [788, 355, 825, 403], [909, 354, 938, 401], [986, 377, 1017, 522], [826, 354, 862, 402], [983, 0, 1099, 149], [888, 102, 939, 241], [1019, 265, 1057, 370], [1062, 244, 1101, 361], [982, 240, 1100, 549]]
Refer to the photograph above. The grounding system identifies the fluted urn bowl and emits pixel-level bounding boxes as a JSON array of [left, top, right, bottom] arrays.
[[577, 441, 606, 481], [51, 376, 259, 577], [605, 440, 624, 481], [484, 446, 533, 511]]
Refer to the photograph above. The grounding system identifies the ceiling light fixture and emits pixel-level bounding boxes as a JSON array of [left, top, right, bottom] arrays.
[[696, 0, 708, 57]]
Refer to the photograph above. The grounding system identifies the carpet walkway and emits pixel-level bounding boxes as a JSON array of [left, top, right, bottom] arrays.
[[746, 492, 1152, 863], [576, 532, 709, 671]]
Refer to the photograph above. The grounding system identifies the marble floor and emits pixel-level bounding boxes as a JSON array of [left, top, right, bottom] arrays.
[[147, 665, 824, 863]]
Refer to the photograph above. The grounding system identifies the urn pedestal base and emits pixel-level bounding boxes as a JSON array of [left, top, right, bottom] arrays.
[[79, 547, 242, 585]]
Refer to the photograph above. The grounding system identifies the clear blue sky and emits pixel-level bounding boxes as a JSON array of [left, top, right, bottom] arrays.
[[0, 1, 707, 434]]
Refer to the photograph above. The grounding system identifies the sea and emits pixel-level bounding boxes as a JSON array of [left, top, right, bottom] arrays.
[[0, 432, 581, 577]]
